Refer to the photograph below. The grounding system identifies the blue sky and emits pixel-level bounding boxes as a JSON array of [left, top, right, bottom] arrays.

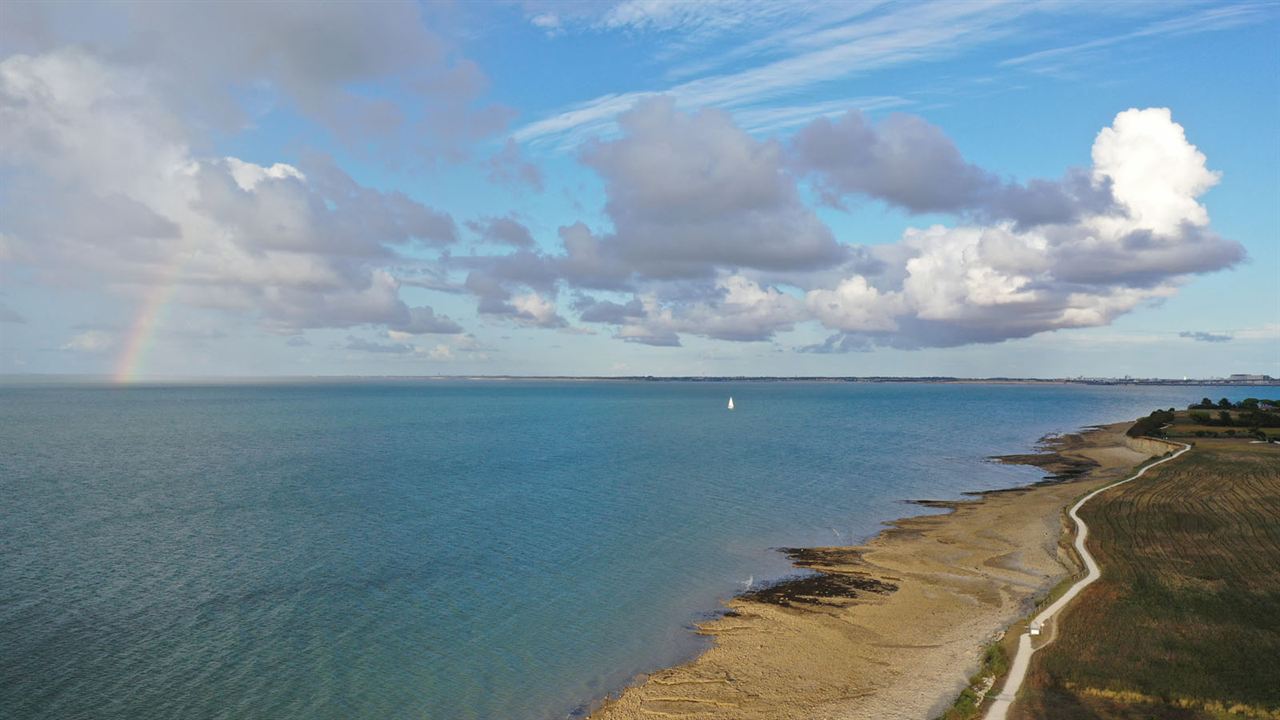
[[0, 0, 1276, 379]]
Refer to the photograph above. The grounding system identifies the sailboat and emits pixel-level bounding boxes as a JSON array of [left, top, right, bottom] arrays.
[[727, 396, 735, 410]]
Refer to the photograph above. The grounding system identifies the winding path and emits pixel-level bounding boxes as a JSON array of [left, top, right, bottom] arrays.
[[983, 440, 1192, 720]]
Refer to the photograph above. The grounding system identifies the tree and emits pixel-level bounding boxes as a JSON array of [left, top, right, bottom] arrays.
[[1219, 398, 1233, 408], [1218, 410, 1233, 426]]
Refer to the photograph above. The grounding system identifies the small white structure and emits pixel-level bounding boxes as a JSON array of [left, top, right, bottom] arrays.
[[727, 396, 735, 410], [1029, 621, 1043, 636]]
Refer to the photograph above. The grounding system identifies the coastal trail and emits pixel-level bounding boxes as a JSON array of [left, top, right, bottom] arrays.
[[983, 440, 1191, 720]]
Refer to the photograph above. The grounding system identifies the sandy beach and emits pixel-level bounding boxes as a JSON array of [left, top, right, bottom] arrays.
[[587, 422, 1157, 720]]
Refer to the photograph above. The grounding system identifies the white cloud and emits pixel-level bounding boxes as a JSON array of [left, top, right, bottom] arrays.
[[479, 102, 1244, 351], [1001, 4, 1265, 71], [1091, 107, 1219, 236], [806, 275, 904, 332], [0, 50, 461, 335], [801, 107, 1241, 349], [513, 2, 1043, 149], [61, 330, 114, 352], [1, 1, 510, 159]]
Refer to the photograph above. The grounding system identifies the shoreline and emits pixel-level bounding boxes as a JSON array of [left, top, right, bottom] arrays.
[[584, 421, 1159, 720]]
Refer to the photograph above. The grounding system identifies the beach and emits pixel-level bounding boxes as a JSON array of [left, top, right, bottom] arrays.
[[587, 421, 1157, 720]]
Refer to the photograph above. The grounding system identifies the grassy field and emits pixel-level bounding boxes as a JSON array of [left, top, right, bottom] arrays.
[[1013, 439, 1280, 719], [1170, 423, 1280, 440]]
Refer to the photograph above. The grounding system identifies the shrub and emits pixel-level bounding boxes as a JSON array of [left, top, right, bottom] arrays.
[[1128, 409, 1175, 438]]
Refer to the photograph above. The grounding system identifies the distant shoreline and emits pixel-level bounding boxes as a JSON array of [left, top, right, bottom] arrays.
[[2, 374, 1275, 387]]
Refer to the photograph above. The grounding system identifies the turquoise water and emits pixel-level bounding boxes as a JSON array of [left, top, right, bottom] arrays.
[[2, 380, 1273, 719]]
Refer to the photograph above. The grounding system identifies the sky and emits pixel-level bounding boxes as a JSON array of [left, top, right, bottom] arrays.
[[0, 0, 1277, 380]]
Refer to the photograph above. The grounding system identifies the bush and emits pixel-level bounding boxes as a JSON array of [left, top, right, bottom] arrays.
[[1128, 409, 1175, 438]]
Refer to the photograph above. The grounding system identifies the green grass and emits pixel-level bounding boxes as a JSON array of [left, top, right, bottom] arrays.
[[1013, 441, 1280, 720], [937, 641, 1011, 720]]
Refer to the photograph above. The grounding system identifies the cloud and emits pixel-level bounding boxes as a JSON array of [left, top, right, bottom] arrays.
[[1179, 331, 1232, 343], [510, 292, 568, 328], [791, 110, 1116, 227], [572, 295, 646, 324], [60, 330, 114, 352], [529, 12, 563, 37], [554, 222, 633, 290], [0, 50, 463, 335], [344, 335, 414, 354], [800, 107, 1243, 350], [617, 326, 682, 347], [486, 138, 544, 191], [579, 275, 805, 344], [460, 102, 1243, 351], [467, 216, 536, 248], [512, 2, 1043, 148], [392, 306, 464, 335], [798, 333, 874, 354], [0, 1, 510, 160], [1001, 4, 1265, 72], [580, 97, 845, 278], [1090, 107, 1219, 235]]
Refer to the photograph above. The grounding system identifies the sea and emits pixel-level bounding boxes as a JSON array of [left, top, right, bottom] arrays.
[[2, 380, 1274, 720]]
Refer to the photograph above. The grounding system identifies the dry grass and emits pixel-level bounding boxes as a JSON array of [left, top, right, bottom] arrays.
[[1013, 440, 1280, 719]]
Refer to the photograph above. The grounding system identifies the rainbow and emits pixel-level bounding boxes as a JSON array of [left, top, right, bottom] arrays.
[[112, 256, 186, 384]]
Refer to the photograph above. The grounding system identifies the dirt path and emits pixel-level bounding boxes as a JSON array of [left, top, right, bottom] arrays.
[[983, 441, 1191, 720]]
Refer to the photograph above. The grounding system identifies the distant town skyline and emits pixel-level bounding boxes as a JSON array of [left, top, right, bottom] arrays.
[[1, 1, 1277, 380]]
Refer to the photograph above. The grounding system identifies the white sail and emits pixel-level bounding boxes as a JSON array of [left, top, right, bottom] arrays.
[[727, 396, 734, 410]]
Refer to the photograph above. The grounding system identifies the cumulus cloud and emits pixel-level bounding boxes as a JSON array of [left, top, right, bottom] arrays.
[[581, 97, 845, 277], [580, 275, 805, 345], [572, 295, 646, 324], [1091, 107, 1220, 235], [791, 109, 1117, 227], [0, 1, 510, 160], [392, 306, 464, 335], [1180, 331, 1231, 343], [454, 102, 1242, 351], [799, 107, 1243, 350], [467, 216, 536, 248], [0, 50, 463, 335], [510, 292, 569, 328]]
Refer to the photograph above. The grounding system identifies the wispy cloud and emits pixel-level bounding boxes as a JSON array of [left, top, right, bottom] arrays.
[[1001, 3, 1267, 70], [732, 96, 911, 135], [1179, 330, 1232, 343], [515, 2, 1276, 151], [514, 1, 1039, 149]]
